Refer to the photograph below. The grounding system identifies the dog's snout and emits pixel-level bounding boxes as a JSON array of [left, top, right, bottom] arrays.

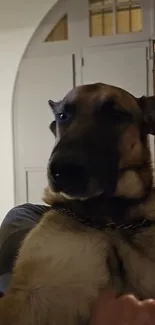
[[49, 157, 88, 196]]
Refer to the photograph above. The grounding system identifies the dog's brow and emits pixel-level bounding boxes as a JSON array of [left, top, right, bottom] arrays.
[[101, 97, 115, 109], [63, 102, 77, 112], [101, 97, 132, 116]]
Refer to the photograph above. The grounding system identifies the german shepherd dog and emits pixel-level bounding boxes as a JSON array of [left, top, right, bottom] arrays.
[[1, 83, 155, 324]]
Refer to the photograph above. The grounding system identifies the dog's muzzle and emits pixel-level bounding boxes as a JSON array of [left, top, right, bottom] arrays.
[[48, 155, 89, 196]]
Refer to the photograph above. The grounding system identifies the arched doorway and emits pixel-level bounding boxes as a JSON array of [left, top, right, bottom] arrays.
[[14, 0, 154, 205]]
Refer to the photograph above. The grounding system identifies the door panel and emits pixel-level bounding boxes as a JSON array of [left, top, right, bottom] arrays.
[[82, 44, 148, 97], [82, 43, 154, 173], [14, 54, 73, 204]]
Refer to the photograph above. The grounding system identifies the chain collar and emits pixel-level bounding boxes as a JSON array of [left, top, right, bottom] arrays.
[[53, 206, 150, 231]]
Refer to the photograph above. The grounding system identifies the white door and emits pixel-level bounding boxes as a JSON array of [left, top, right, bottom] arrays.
[[14, 54, 74, 205], [82, 43, 148, 97], [81, 43, 154, 170]]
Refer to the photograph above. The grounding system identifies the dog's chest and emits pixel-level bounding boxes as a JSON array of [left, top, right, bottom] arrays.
[[47, 229, 110, 323], [123, 251, 155, 298], [16, 218, 111, 325], [112, 231, 155, 299], [16, 215, 155, 324]]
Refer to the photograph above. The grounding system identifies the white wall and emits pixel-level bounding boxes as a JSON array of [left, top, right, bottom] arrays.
[[0, 0, 57, 220]]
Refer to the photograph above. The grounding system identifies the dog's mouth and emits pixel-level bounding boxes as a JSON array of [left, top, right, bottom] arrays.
[[49, 176, 104, 202], [49, 169, 147, 203], [59, 189, 104, 201], [48, 160, 117, 201], [49, 172, 113, 202], [48, 151, 148, 202], [48, 159, 91, 199]]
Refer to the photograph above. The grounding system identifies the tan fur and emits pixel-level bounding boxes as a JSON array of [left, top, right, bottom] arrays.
[[1, 83, 155, 324], [115, 170, 144, 198], [119, 125, 143, 167], [0, 210, 110, 325], [42, 186, 65, 205], [1, 192, 155, 325]]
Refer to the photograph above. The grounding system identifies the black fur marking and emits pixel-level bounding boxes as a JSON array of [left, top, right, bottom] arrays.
[[107, 245, 126, 296]]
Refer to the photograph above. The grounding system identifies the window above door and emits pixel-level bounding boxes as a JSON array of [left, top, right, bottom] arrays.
[[89, 0, 142, 37], [45, 14, 68, 42], [25, 0, 153, 59]]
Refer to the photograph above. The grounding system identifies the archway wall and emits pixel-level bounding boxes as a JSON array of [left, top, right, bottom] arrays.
[[0, 0, 57, 220]]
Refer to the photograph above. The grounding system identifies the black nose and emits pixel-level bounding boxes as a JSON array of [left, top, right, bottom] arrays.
[[49, 157, 88, 195]]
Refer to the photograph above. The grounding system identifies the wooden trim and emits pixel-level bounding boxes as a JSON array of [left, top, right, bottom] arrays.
[[72, 54, 76, 87], [113, 0, 117, 35], [153, 40, 155, 95], [45, 14, 68, 42]]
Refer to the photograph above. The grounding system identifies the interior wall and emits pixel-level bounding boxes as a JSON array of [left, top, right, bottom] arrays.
[[0, 0, 58, 220]]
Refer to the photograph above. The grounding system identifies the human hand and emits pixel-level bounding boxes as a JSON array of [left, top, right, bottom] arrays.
[[90, 291, 155, 325]]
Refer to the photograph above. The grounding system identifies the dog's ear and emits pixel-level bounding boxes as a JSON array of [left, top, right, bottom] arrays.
[[48, 99, 57, 113], [49, 121, 56, 136], [137, 96, 155, 135], [48, 99, 59, 137], [48, 99, 61, 114]]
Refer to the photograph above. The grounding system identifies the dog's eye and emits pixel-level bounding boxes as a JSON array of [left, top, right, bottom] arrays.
[[56, 112, 72, 124]]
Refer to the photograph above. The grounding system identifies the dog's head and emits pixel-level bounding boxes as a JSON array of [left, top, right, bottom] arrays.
[[47, 83, 155, 202]]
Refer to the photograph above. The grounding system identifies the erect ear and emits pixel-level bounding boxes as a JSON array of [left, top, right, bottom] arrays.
[[49, 121, 56, 137], [48, 99, 61, 113], [137, 96, 155, 135], [48, 99, 59, 137], [48, 99, 57, 112]]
